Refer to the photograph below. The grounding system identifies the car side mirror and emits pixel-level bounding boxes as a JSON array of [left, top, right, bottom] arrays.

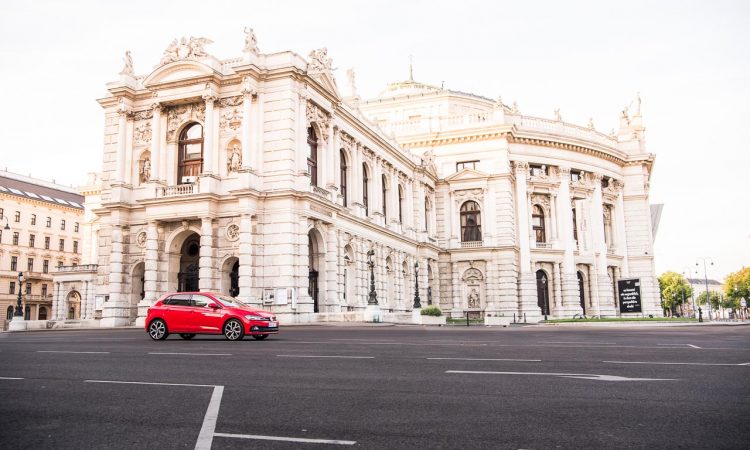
[[209, 303, 221, 309]]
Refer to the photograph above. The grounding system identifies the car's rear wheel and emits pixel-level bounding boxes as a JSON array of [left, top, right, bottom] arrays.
[[148, 319, 168, 340], [223, 319, 244, 341], [252, 334, 269, 341], [180, 333, 196, 340]]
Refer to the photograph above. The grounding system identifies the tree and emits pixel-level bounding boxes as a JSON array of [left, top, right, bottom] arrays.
[[658, 271, 693, 315], [696, 291, 721, 311], [724, 267, 750, 307]]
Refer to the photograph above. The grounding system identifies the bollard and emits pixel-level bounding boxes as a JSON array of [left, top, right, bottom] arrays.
[[698, 307, 703, 323], [524, 313, 527, 323], [466, 311, 470, 327], [513, 313, 516, 324]]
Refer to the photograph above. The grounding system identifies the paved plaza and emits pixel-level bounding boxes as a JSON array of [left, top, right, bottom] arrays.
[[1, 324, 748, 449]]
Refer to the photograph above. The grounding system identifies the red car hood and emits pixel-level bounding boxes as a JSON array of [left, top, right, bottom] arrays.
[[234, 307, 275, 318]]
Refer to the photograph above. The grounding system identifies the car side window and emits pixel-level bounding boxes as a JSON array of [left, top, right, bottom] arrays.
[[165, 294, 192, 306], [192, 295, 214, 308]]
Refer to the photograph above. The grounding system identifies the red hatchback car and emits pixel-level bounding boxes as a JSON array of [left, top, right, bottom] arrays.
[[146, 292, 278, 341]]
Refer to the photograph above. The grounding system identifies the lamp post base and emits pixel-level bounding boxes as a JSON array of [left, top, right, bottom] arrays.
[[8, 316, 27, 331], [363, 304, 383, 323]]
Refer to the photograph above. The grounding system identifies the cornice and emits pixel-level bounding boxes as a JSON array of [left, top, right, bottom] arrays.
[[508, 134, 626, 165]]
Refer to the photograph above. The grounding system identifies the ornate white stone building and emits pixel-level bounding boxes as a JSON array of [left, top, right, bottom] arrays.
[[54, 31, 659, 326]]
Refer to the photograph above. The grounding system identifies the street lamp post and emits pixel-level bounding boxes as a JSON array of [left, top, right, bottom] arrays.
[[14, 272, 25, 318], [683, 268, 697, 319], [696, 258, 714, 321], [413, 261, 421, 309], [367, 249, 378, 305], [541, 277, 549, 321]]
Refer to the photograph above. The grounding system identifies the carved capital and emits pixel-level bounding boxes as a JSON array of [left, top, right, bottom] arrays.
[[512, 161, 529, 173], [150, 102, 162, 113], [558, 166, 571, 176], [202, 94, 218, 104]]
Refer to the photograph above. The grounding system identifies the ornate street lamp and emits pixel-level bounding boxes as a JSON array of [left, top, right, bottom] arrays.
[[367, 249, 378, 305], [14, 272, 24, 318], [2, 216, 10, 230], [413, 261, 421, 309], [696, 258, 714, 320]]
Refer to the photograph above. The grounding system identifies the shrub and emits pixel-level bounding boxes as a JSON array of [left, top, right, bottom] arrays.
[[421, 305, 442, 316]]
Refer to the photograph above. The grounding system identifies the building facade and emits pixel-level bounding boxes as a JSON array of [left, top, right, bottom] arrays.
[[55, 31, 659, 326], [0, 170, 84, 327]]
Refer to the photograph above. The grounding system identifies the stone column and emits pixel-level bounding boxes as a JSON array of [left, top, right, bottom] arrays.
[[325, 122, 336, 189], [556, 167, 579, 316], [614, 181, 630, 276], [405, 178, 415, 232], [238, 214, 254, 305], [332, 128, 341, 193], [150, 103, 162, 182], [199, 217, 214, 291], [550, 193, 558, 242], [114, 103, 130, 183], [202, 94, 217, 175], [51, 282, 60, 319], [513, 162, 540, 320], [241, 86, 254, 170], [552, 263, 563, 311], [101, 225, 128, 327], [84, 280, 94, 320], [591, 174, 614, 316], [253, 92, 265, 174], [136, 221, 159, 327], [296, 91, 309, 177], [325, 226, 338, 312]]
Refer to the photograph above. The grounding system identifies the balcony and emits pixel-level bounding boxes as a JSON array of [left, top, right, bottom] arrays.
[[23, 294, 53, 303], [56, 264, 98, 273], [158, 184, 197, 198], [534, 242, 552, 249], [460, 241, 483, 249], [311, 185, 331, 201]]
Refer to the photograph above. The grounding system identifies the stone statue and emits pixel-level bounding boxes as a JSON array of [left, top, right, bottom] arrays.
[[243, 27, 258, 53], [346, 68, 358, 97], [468, 288, 480, 309], [227, 144, 242, 173], [510, 101, 519, 114], [634, 91, 641, 116], [140, 158, 151, 182], [160, 36, 213, 65], [587, 118, 595, 129], [120, 50, 134, 75], [308, 47, 333, 73], [554, 108, 562, 121]]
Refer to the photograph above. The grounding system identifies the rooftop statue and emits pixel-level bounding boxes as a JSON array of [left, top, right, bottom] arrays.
[[243, 27, 258, 54], [159, 36, 214, 66], [119, 50, 134, 76], [346, 68, 358, 97], [308, 47, 333, 73]]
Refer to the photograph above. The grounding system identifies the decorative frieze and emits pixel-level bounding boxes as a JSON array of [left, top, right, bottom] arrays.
[[133, 121, 152, 145], [306, 101, 331, 142], [166, 103, 205, 141], [159, 36, 213, 66]]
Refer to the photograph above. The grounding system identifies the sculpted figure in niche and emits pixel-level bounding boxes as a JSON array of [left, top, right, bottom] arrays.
[[227, 144, 242, 173], [140, 158, 151, 183], [468, 288, 480, 309]]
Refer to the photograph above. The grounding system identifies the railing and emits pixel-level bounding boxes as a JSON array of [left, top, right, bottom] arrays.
[[534, 242, 552, 249], [56, 264, 98, 273], [507, 115, 617, 147], [23, 294, 53, 302], [159, 184, 196, 198], [311, 185, 331, 200], [460, 241, 483, 248]]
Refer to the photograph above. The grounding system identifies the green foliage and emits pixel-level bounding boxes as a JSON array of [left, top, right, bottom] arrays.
[[696, 291, 721, 310], [420, 305, 442, 316], [658, 271, 693, 311], [724, 267, 750, 308]]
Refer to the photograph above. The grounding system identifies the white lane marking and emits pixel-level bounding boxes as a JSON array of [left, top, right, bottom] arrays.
[[37, 350, 110, 354], [84, 380, 216, 388], [427, 357, 541, 362], [446, 370, 676, 381], [148, 352, 232, 356], [87, 338, 137, 341], [540, 341, 616, 345], [658, 343, 702, 349], [277, 355, 374, 359], [214, 432, 356, 446], [195, 385, 224, 450], [0, 376, 24, 380], [603, 360, 748, 367]]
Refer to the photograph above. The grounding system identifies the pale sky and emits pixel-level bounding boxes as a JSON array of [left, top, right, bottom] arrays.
[[1, 0, 748, 281]]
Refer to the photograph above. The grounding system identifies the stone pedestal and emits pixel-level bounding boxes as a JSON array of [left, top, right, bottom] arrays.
[[8, 317, 27, 331], [363, 304, 383, 323]]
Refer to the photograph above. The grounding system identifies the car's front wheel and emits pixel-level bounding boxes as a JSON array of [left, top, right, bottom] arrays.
[[148, 319, 168, 340], [180, 334, 196, 340], [252, 334, 269, 340], [223, 319, 244, 341]]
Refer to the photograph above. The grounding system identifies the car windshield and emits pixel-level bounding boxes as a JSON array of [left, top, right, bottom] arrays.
[[215, 295, 248, 308]]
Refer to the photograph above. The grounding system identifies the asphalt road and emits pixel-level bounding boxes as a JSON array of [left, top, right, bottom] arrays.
[[1, 324, 749, 449]]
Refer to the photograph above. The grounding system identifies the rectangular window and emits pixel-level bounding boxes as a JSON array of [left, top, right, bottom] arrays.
[[31, 214, 36, 225], [44, 236, 50, 249], [14, 211, 20, 222], [46, 217, 51, 228], [13, 232, 19, 245], [9, 282, 15, 295], [74, 222, 79, 232], [61, 219, 66, 230], [59, 239, 65, 251], [571, 170, 582, 182], [27, 258, 33, 272], [11, 256, 17, 271], [0, 208, 3, 219], [73, 241, 79, 253], [29, 234, 35, 248], [0, 230, 2, 243], [43, 259, 49, 273], [25, 283, 31, 295], [42, 284, 48, 297], [529, 164, 548, 177], [57, 261, 63, 269], [456, 160, 478, 171]]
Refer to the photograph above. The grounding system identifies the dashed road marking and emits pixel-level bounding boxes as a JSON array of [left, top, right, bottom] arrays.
[[603, 360, 748, 367], [277, 354, 374, 359], [148, 352, 232, 356], [214, 433, 356, 446], [0, 376, 24, 380], [427, 357, 541, 362], [446, 370, 676, 381], [658, 343, 702, 349], [37, 350, 110, 354]]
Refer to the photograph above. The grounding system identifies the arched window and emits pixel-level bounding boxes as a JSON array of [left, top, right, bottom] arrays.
[[340, 150, 348, 206], [178, 123, 203, 183], [6, 306, 13, 320], [532, 205, 546, 243], [536, 270, 550, 316], [362, 164, 369, 215], [381, 175, 388, 218], [307, 127, 318, 186], [424, 197, 430, 233], [460, 201, 482, 242], [38, 306, 47, 320], [398, 185, 404, 223], [603, 205, 612, 247], [572, 206, 578, 242]]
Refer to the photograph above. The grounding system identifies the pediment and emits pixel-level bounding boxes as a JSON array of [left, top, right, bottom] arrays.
[[309, 71, 341, 101], [445, 168, 487, 182], [143, 61, 216, 88]]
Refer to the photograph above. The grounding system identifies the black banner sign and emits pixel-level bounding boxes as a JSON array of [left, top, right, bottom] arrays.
[[618, 278, 642, 313]]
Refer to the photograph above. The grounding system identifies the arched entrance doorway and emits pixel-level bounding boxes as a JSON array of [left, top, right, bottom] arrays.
[[131, 262, 145, 319], [67, 291, 81, 320], [221, 257, 240, 297], [536, 270, 550, 316], [308, 229, 325, 313], [577, 271, 586, 315], [38, 306, 48, 320], [178, 234, 200, 292], [427, 263, 435, 306]]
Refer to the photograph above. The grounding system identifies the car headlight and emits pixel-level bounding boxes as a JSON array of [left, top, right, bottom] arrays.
[[245, 314, 267, 321]]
